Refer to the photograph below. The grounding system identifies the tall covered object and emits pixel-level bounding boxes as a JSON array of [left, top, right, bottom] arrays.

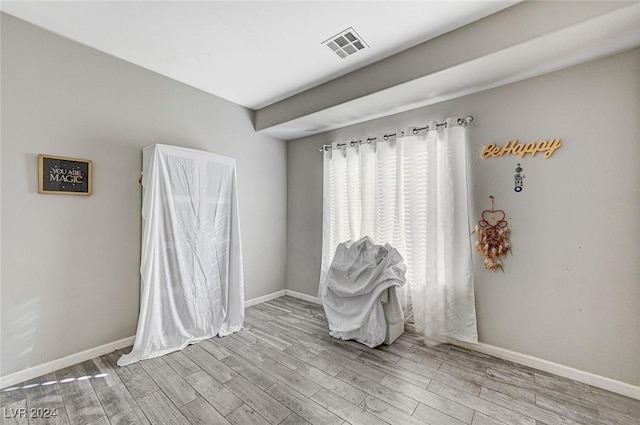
[[118, 144, 244, 366]]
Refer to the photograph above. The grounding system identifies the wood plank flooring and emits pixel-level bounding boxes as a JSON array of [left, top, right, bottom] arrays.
[[2, 296, 639, 425]]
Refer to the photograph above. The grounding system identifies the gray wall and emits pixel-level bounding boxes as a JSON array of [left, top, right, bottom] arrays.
[[0, 14, 287, 376], [286, 48, 640, 385]]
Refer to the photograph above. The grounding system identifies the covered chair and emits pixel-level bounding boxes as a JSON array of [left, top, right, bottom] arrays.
[[321, 237, 406, 347]]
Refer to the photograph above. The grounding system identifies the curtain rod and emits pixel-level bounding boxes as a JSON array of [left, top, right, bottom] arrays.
[[318, 115, 474, 152]]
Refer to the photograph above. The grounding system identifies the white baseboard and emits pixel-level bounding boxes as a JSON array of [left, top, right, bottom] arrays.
[[0, 289, 286, 390], [284, 289, 322, 305], [244, 289, 286, 308], [0, 336, 135, 390], [6, 291, 635, 400], [273, 295, 639, 398], [404, 324, 640, 400]]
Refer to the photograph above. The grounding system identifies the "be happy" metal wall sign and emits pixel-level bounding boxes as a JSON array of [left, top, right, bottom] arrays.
[[481, 139, 562, 159]]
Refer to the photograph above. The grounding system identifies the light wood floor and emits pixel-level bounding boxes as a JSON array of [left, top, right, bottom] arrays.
[[1, 296, 639, 425]]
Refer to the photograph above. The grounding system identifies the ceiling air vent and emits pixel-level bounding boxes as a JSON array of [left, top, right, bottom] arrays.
[[322, 27, 368, 59]]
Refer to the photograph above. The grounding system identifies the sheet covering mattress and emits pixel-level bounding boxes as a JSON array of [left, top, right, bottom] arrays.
[[118, 144, 244, 366]]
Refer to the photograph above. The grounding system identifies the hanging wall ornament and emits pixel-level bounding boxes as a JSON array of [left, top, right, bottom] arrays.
[[514, 163, 525, 192], [475, 196, 511, 271]]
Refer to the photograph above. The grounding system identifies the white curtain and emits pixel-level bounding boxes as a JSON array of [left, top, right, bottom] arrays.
[[319, 118, 477, 342]]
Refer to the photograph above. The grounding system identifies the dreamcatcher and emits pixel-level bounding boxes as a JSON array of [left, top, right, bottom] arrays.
[[475, 196, 511, 271]]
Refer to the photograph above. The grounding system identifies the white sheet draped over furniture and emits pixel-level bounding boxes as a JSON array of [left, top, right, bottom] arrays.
[[322, 237, 406, 347], [320, 118, 478, 343], [118, 144, 244, 366]]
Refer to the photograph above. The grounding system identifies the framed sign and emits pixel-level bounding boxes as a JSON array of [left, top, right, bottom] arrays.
[[38, 154, 92, 196]]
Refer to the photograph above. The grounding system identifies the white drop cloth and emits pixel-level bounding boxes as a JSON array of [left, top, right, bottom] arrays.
[[118, 144, 244, 366], [322, 237, 406, 347]]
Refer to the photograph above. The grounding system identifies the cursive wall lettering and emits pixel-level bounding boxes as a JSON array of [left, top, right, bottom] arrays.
[[481, 139, 561, 159]]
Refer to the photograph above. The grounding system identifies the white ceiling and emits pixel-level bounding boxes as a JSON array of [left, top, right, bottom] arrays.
[[0, 0, 517, 109], [256, 1, 640, 139]]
